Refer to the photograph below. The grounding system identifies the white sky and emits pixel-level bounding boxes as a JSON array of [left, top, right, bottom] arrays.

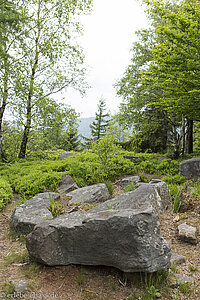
[[62, 0, 148, 118]]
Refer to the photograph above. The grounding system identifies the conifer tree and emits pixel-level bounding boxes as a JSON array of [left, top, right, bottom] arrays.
[[90, 98, 110, 140]]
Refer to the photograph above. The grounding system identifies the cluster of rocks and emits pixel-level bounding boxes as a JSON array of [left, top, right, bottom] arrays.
[[10, 157, 199, 276], [11, 175, 172, 273]]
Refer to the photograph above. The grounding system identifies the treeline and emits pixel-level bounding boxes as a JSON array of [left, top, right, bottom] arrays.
[[115, 0, 200, 158], [0, 0, 92, 161]]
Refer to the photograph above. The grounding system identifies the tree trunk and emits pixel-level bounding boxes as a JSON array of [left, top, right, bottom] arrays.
[[186, 118, 193, 154], [18, 2, 41, 158], [180, 116, 186, 156], [0, 56, 9, 161]]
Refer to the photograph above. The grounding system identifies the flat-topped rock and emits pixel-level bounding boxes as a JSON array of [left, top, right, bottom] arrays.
[[10, 192, 60, 234], [68, 183, 110, 204], [26, 206, 171, 273]]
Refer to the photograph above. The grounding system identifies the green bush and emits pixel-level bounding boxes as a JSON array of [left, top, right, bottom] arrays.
[[0, 178, 13, 210], [162, 174, 186, 185], [13, 170, 64, 198]]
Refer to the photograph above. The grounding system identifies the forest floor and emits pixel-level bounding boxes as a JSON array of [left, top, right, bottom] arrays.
[[0, 175, 200, 300]]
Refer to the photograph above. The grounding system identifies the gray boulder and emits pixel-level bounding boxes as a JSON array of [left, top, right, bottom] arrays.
[[10, 192, 60, 234], [178, 222, 198, 245], [26, 206, 171, 273], [68, 183, 110, 204], [58, 175, 78, 194], [89, 184, 168, 214], [59, 152, 78, 160], [180, 157, 200, 179]]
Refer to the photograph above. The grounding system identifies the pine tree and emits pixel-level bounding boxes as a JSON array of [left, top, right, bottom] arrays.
[[90, 98, 110, 140]]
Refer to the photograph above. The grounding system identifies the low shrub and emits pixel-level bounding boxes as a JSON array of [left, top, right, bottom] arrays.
[[0, 178, 13, 210], [162, 174, 186, 185]]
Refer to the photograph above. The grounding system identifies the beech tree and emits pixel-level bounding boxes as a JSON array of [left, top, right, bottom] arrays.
[[13, 0, 92, 158], [143, 0, 200, 153]]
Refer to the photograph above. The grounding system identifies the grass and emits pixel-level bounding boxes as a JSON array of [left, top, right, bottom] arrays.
[[77, 272, 85, 285], [4, 250, 29, 266]]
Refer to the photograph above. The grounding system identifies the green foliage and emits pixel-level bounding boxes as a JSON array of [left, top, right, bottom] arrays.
[[91, 133, 120, 179], [49, 195, 63, 217], [90, 98, 110, 140], [104, 180, 114, 196], [4, 250, 29, 266], [162, 174, 186, 185], [168, 183, 189, 213], [124, 182, 137, 193], [77, 272, 85, 285], [0, 178, 13, 210], [192, 178, 200, 200]]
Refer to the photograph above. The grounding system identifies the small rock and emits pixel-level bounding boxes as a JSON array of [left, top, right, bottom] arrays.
[[11, 279, 28, 294], [170, 274, 195, 288], [178, 222, 198, 245], [58, 175, 78, 194], [170, 253, 186, 265]]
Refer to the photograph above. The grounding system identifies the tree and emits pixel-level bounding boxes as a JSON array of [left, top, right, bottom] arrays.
[[0, 1, 25, 160], [90, 98, 110, 140], [143, 0, 200, 153], [13, 0, 92, 158], [115, 29, 171, 153], [27, 98, 80, 152]]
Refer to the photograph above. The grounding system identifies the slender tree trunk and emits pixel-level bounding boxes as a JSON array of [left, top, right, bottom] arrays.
[[18, 1, 41, 158], [0, 56, 9, 161], [186, 118, 193, 154], [180, 115, 186, 156]]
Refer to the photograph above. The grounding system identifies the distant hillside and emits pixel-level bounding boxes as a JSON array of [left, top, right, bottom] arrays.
[[78, 117, 94, 138]]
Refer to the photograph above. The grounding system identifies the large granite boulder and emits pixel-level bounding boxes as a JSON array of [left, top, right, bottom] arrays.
[[58, 175, 78, 194], [67, 183, 110, 204], [10, 192, 60, 234], [180, 157, 200, 179], [26, 206, 171, 273], [89, 184, 169, 214]]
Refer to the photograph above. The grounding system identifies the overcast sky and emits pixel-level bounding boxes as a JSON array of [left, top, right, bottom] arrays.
[[63, 0, 148, 118]]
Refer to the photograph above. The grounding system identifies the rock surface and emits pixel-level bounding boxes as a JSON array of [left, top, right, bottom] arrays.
[[89, 184, 169, 214], [68, 183, 110, 204], [10, 192, 60, 234], [58, 175, 78, 194], [180, 157, 200, 179], [26, 206, 171, 273], [178, 222, 198, 245]]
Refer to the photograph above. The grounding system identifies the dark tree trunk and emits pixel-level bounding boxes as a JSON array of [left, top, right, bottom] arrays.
[[186, 118, 193, 154]]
